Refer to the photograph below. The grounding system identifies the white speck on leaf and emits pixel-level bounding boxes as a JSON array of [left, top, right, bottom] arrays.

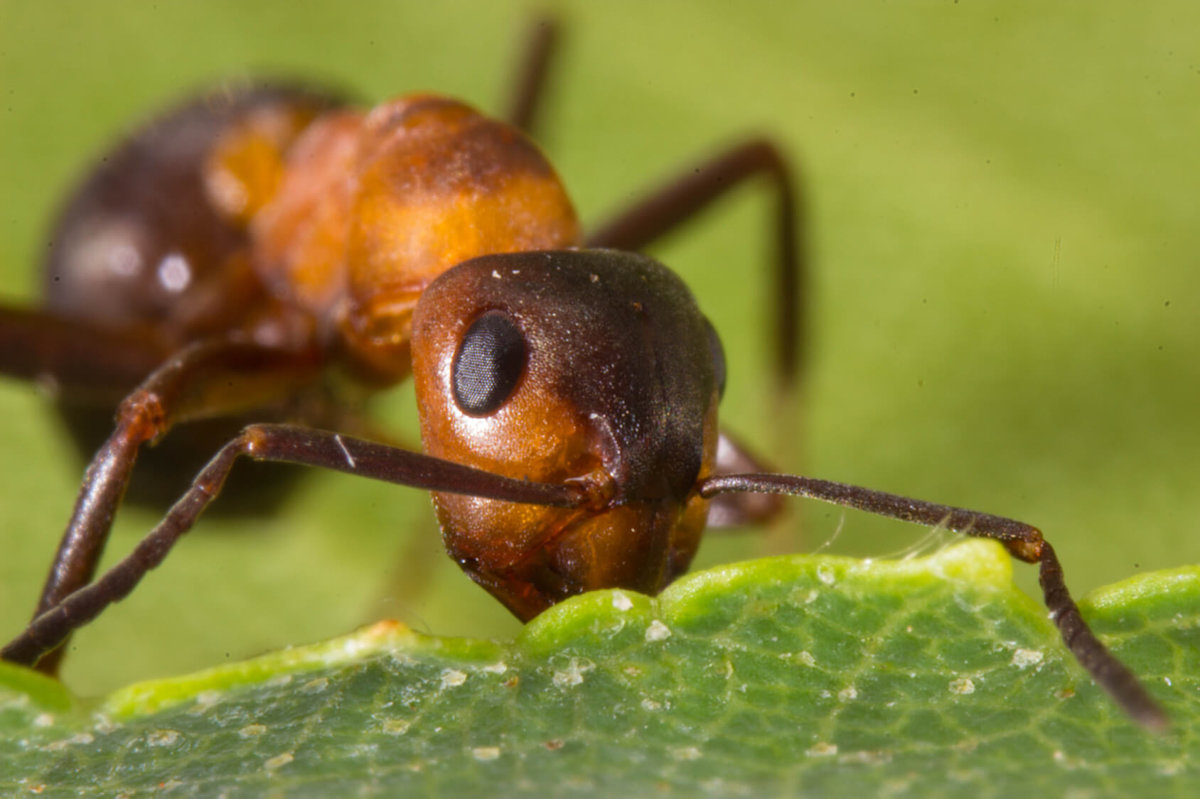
[[1011, 648, 1044, 669], [147, 729, 180, 747], [816, 564, 836, 585], [553, 658, 593, 687], [611, 592, 634, 611], [265, 751, 294, 771], [300, 677, 328, 694], [807, 742, 838, 757], [190, 690, 221, 713], [41, 732, 94, 752], [440, 669, 468, 688], [839, 749, 892, 766], [645, 620, 672, 642], [838, 686, 858, 702], [949, 677, 975, 695], [472, 746, 501, 761], [672, 746, 702, 760], [239, 724, 267, 738], [383, 719, 411, 735]]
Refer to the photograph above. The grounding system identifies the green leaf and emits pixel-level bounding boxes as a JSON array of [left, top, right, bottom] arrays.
[[3, 0, 1200, 695], [3, 542, 1197, 797]]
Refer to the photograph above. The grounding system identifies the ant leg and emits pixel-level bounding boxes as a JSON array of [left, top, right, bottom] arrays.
[[28, 338, 322, 675], [698, 473, 1169, 730], [1, 424, 581, 667], [0, 306, 169, 403], [591, 144, 805, 529], [504, 16, 560, 133], [587, 140, 805, 383]]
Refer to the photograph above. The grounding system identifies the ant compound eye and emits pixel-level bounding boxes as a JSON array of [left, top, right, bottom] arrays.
[[704, 317, 727, 399], [453, 311, 528, 415]]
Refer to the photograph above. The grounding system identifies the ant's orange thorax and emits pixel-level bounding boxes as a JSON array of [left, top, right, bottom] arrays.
[[218, 94, 581, 382]]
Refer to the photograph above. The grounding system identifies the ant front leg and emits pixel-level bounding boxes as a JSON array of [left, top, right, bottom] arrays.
[[25, 337, 322, 675], [1, 425, 581, 668]]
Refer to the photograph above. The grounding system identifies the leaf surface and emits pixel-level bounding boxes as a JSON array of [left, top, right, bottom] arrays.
[[3, 542, 1197, 797]]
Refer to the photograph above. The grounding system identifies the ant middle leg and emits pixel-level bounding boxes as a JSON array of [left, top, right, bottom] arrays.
[[504, 16, 561, 134], [586, 140, 806, 528], [587, 139, 805, 385]]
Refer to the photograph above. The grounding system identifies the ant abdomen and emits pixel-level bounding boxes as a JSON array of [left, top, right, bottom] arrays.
[[42, 84, 344, 507]]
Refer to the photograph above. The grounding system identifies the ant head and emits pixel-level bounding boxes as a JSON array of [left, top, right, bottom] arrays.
[[411, 249, 725, 619], [336, 95, 581, 380]]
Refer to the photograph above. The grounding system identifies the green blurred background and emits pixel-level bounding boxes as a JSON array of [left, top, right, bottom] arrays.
[[1, 1, 1198, 696]]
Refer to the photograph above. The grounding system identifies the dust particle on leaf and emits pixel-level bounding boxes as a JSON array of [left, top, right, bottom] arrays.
[[147, 729, 181, 747], [949, 677, 976, 695], [645, 620, 672, 642], [472, 746, 501, 761], [41, 732, 94, 752], [265, 751, 295, 771], [441, 669, 468, 688], [1010, 648, 1044, 669], [553, 658, 592, 687], [672, 746, 702, 760], [238, 724, 267, 738], [300, 677, 329, 694], [190, 690, 221, 713], [383, 719, 411, 735], [807, 742, 838, 757]]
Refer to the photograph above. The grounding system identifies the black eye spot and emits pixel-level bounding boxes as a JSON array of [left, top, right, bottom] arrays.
[[704, 317, 727, 399], [453, 311, 527, 415]]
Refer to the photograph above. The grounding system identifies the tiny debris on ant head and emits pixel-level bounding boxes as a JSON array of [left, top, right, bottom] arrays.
[[0, 18, 1166, 730]]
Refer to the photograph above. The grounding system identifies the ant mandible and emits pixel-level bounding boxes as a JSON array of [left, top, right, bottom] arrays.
[[0, 20, 1165, 729]]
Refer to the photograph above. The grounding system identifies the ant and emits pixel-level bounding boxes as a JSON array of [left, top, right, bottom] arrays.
[[0, 20, 1166, 730]]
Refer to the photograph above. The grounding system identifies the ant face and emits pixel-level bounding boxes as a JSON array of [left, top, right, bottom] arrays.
[[411, 250, 722, 618]]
